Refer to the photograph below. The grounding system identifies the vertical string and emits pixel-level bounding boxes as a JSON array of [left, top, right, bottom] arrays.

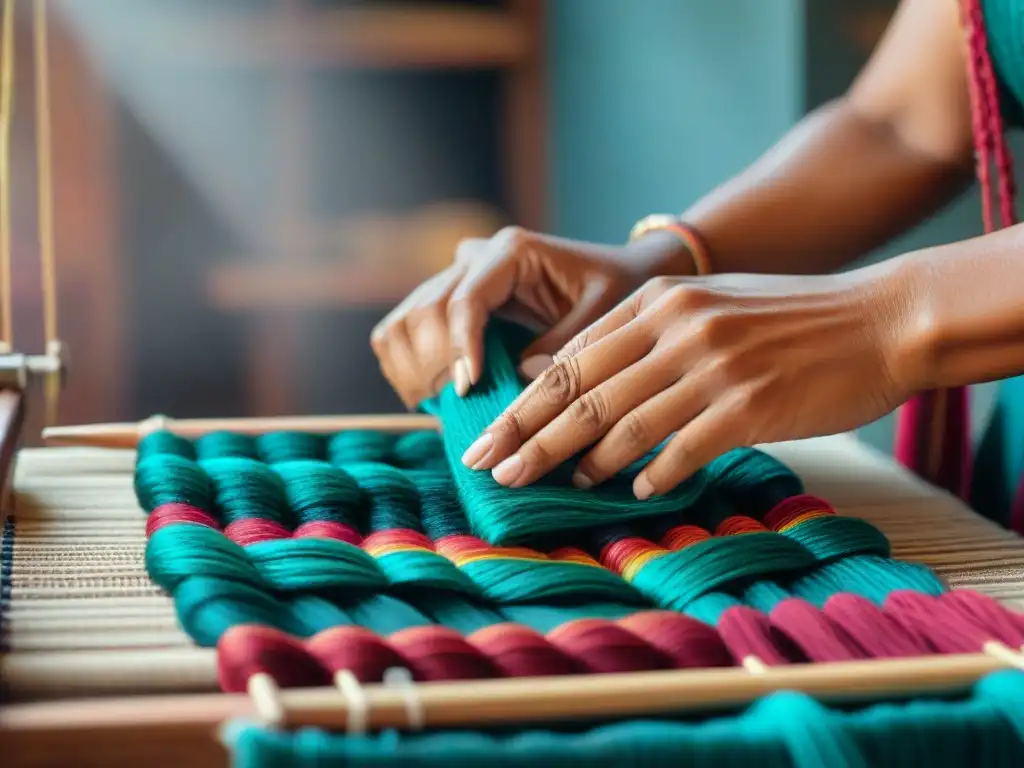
[[33, 0, 54, 348], [33, 0, 59, 425], [0, 0, 15, 352]]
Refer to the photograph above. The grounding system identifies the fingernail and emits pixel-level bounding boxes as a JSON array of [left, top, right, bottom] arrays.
[[571, 470, 594, 489], [492, 454, 524, 486], [519, 354, 552, 381], [453, 357, 471, 397], [634, 475, 655, 500], [461, 433, 493, 468]]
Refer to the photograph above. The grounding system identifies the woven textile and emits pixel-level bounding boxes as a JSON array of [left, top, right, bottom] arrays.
[[132, 323, 1024, 691]]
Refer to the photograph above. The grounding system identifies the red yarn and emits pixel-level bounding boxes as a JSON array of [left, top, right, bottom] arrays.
[[617, 611, 735, 668], [224, 518, 291, 546], [307, 626, 409, 682], [145, 503, 220, 537], [714, 516, 768, 536], [883, 590, 991, 653], [295, 521, 363, 545], [823, 593, 933, 658], [547, 618, 674, 674], [212, 592, 1024, 692], [388, 625, 500, 680], [599, 537, 663, 575], [768, 598, 868, 662], [963, 0, 1016, 229], [469, 623, 581, 676], [715, 605, 806, 665], [762, 495, 834, 532], [217, 625, 330, 691], [660, 525, 711, 550], [941, 590, 1024, 644]]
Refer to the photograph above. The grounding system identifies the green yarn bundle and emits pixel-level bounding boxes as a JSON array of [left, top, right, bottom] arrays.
[[422, 319, 799, 544]]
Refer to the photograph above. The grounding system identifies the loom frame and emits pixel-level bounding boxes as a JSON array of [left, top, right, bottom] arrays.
[[6, 412, 1024, 767]]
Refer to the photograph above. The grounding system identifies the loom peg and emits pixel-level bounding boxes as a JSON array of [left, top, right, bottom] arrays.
[[42, 413, 439, 448], [982, 641, 1024, 670], [246, 672, 285, 727]]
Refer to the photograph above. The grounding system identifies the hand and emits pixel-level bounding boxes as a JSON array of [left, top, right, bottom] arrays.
[[460, 268, 917, 499], [370, 226, 696, 408]]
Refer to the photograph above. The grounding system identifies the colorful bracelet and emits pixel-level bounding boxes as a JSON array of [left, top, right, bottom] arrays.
[[628, 215, 713, 276]]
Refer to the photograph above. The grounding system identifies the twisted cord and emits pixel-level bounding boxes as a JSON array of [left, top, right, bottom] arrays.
[[214, 589, 1024, 691]]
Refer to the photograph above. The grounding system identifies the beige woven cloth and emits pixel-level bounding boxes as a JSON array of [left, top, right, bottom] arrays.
[[3, 434, 1024, 702]]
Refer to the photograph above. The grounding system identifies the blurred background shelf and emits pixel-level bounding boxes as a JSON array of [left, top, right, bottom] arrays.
[[207, 262, 428, 309], [106, 5, 533, 70]]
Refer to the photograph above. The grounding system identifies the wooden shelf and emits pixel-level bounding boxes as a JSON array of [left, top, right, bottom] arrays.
[[206, 261, 430, 309], [111, 5, 531, 70]]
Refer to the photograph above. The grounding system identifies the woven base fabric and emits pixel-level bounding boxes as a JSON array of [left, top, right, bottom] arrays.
[[8, 434, 1024, 705]]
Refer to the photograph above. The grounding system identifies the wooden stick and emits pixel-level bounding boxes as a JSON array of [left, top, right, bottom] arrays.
[[0, 387, 25, 511], [41, 413, 438, 448], [1, 652, 1015, 739]]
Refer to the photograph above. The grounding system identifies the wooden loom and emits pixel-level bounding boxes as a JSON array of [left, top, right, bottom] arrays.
[[6, 3, 1024, 767], [7, 422, 1024, 766]]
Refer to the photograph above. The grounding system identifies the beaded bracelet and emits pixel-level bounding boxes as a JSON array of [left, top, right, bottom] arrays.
[[628, 214, 713, 276]]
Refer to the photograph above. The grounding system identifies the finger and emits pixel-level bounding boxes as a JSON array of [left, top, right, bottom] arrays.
[[493, 352, 681, 488], [633, 403, 743, 500], [372, 264, 462, 343], [574, 373, 708, 488], [409, 310, 455, 398], [552, 277, 679, 363], [447, 234, 522, 395], [519, 280, 617, 364], [375, 326, 429, 409], [550, 292, 640, 364], [465, 318, 654, 473]]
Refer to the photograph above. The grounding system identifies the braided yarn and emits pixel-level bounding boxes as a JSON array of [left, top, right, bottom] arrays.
[[134, 323, 1024, 690]]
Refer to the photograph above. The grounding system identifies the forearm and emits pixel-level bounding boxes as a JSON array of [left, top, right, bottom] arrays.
[[887, 225, 1024, 391], [679, 98, 972, 276]]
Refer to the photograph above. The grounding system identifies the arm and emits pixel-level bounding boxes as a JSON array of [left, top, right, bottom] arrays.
[[666, 0, 977, 276], [892, 225, 1024, 391], [467, 228, 1024, 498]]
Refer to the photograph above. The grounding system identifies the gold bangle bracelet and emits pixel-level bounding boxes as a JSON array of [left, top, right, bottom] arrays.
[[628, 215, 712, 276]]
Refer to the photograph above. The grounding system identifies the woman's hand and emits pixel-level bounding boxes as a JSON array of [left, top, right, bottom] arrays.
[[460, 266, 920, 499], [371, 226, 696, 408]]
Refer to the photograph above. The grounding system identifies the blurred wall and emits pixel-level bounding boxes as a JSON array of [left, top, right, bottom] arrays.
[[550, 0, 804, 244], [549, 0, 1022, 454]]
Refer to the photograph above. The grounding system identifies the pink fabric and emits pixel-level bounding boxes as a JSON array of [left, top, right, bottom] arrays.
[[893, 387, 971, 501]]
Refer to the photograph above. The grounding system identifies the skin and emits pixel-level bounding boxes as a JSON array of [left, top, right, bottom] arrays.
[[371, 0, 1024, 500]]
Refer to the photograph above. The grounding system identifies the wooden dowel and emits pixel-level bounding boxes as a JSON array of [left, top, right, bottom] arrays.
[[0, 387, 25, 511], [1, 652, 1015, 736], [41, 413, 438, 448], [1, 647, 219, 699]]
